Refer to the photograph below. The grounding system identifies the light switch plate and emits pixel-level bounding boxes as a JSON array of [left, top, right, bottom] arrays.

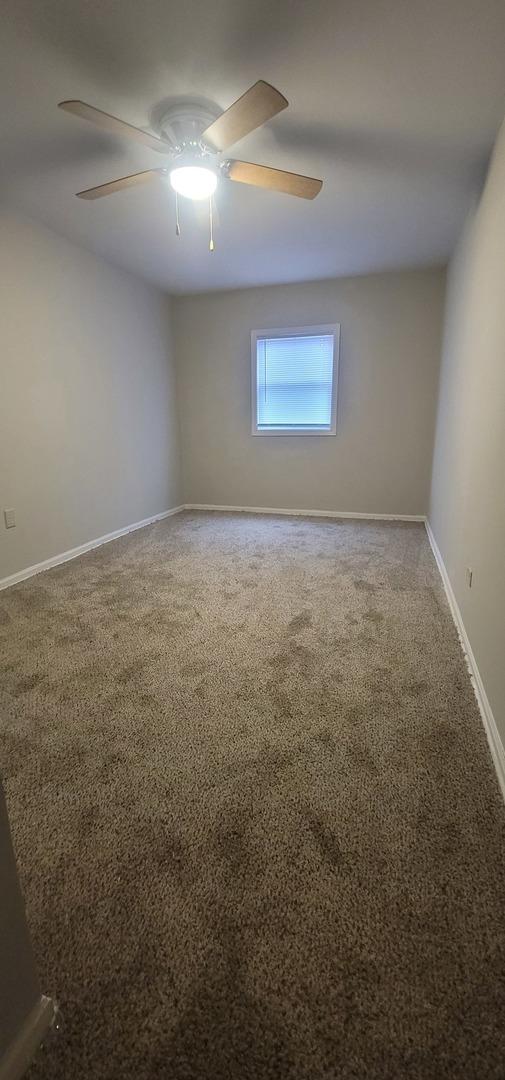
[[4, 508, 16, 529]]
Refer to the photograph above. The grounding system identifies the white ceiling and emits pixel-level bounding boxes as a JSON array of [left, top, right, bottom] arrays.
[[2, 0, 505, 294]]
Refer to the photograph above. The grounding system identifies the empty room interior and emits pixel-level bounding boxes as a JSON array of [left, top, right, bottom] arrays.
[[2, 2, 505, 1078]]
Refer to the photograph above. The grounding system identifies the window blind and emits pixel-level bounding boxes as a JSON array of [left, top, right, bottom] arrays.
[[256, 334, 334, 430]]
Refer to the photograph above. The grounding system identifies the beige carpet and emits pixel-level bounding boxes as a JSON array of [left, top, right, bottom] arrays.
[[2, 511, 505, 1080]]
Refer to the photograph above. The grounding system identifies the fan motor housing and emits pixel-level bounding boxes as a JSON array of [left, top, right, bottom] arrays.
[[157, 104, 219, 156]]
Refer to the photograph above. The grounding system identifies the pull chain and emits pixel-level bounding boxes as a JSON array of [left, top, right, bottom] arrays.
[[175, 192, 181, 237], [209, 195, 215, 252]]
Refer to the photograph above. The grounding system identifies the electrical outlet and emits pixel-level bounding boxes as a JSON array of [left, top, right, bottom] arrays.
[[466, 566, 473, 588], [4, 508, 16, 529]]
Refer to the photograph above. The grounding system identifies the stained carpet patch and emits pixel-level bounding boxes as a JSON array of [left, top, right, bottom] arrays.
[[2, 512, 505, 1079]]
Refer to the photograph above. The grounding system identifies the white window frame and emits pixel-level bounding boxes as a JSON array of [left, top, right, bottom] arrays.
[[251, 323, 340, 436]]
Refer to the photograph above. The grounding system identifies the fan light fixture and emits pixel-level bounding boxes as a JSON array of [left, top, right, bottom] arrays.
[[169, 165, 217, 201], [58, 81, 323, 254]]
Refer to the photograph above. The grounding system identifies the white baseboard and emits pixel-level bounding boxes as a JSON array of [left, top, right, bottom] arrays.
[[0, 506, 185, 592], [0, 996, 56, 1080], [184, 503, 425, 522], [425, 520, 505, 802]]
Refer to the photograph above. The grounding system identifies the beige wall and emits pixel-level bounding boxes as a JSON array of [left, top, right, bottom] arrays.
[[0, 212, 180, 581], [173, 269, 445, 516], [0, 779, 41, 1061], [429, 118, 505, 744]]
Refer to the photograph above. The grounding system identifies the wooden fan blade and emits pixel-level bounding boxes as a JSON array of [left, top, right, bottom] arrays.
[[58, 101, 170, 154], [76, 169, 165, 200], [202, 81, 288, 152], [227, 160, 322, 199]]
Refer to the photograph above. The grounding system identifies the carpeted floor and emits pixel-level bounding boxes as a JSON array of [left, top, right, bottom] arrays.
[[2, 511, 505, 1080]]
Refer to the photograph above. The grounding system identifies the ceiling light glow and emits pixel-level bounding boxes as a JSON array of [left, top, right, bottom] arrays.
[[169, 166, 217, 201]]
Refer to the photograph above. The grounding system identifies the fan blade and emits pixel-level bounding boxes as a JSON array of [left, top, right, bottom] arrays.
[[58, 101, 170, 154], [76, 169, 164, 200], [227, 160, 322, 199], [202, 81, 288, 152]]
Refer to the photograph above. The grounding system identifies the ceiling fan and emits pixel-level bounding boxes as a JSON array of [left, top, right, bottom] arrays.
[[58, 81, 323, 238]]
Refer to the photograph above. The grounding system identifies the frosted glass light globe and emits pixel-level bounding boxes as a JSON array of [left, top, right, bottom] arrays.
[[169, 166, 217, 201]]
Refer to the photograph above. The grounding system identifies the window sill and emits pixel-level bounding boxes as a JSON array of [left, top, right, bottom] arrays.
[[252, 428, 337, 437]]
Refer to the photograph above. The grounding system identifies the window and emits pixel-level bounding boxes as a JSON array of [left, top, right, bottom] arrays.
[[251, 324, 339, 435]]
